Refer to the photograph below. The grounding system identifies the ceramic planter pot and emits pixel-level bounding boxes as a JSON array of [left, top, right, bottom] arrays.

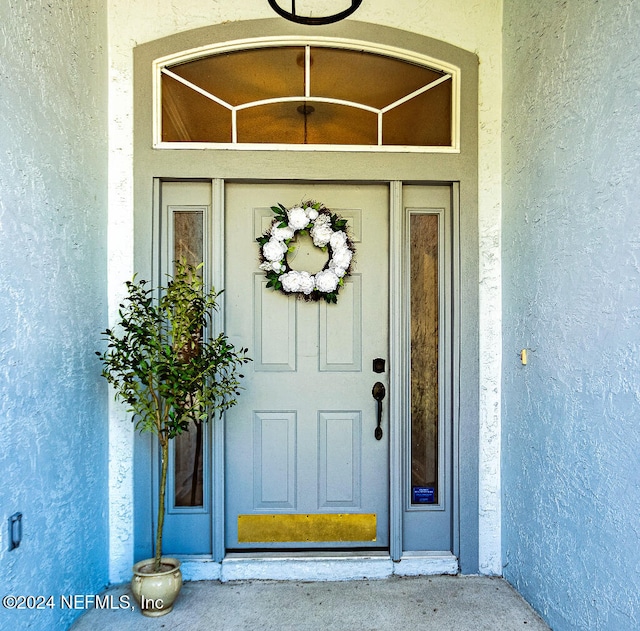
[[131, 557, 182, 617]]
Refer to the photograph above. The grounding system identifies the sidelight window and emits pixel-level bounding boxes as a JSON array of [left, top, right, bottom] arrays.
[[409, 212, 440, 505]]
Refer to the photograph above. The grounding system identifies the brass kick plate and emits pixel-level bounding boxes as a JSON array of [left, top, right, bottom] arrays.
[[238, 513, 377, 543]]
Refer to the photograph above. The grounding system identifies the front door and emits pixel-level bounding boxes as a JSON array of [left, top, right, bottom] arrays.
[[224, 182, 389, 550]]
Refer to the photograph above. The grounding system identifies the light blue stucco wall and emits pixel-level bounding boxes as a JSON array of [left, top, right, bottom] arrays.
[[0, 2, 109, 630], [502, 1, 640, 630]]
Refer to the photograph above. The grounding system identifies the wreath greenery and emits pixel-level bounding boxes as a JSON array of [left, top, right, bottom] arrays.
[[256, 201, 355, 304]]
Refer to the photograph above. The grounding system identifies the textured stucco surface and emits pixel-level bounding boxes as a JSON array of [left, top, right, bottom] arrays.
[[108, 0, 503, 581], [0, 2, 109, 630], [502, 1, 640, 629]]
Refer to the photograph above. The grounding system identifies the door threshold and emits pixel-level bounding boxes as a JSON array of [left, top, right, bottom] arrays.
[[180, 552, 458, 582]]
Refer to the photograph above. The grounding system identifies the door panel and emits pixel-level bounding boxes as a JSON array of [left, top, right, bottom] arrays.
[[319, 276, 362, 371], [253, 412, 297, 509], [224, 182, 389, 550]]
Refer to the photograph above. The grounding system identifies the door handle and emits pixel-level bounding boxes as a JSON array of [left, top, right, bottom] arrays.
[[372, 381, 386, 440]]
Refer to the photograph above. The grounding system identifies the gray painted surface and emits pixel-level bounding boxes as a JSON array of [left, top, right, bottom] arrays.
[[224, 183, 390, 552], [502, 1, 640, 629], [0, 2, 109, 630]]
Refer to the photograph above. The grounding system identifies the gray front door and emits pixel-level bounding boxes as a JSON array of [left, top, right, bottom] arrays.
[[224, 182, 390, 550]]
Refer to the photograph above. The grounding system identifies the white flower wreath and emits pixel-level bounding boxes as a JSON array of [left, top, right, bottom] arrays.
[[257, 201, 355, 303]]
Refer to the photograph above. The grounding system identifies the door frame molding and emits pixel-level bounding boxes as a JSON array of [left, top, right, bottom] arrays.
[[134, 19, 479, 573], [389, 182, 460, 562], [154, 178, 461, 565], [211, 179, 226, 561], [389, 181, 403, 561]]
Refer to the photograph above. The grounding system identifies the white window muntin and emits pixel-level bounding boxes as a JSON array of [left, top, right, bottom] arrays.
[[153, 36, 461, 153]]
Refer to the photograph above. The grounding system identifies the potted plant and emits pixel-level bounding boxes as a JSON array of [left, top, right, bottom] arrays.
[[97, 261, 249, 616]]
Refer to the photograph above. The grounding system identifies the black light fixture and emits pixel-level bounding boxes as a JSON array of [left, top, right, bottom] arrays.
[[268, 0, 363, 25]]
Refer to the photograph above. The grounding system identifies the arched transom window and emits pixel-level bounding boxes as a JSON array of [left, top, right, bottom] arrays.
[[154, 38, 459, 151]]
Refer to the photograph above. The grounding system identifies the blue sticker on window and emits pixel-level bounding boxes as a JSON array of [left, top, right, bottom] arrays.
[[412, 486, 435, 504]]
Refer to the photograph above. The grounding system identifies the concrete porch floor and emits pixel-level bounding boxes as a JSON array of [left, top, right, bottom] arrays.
[[70, 575, 551, 630]]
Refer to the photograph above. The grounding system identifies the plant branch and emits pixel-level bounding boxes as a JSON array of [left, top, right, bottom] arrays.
[[96, 260, 251, 567]]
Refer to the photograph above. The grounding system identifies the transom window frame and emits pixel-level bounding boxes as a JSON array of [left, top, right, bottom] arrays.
[[152, 36, 461, 153]]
